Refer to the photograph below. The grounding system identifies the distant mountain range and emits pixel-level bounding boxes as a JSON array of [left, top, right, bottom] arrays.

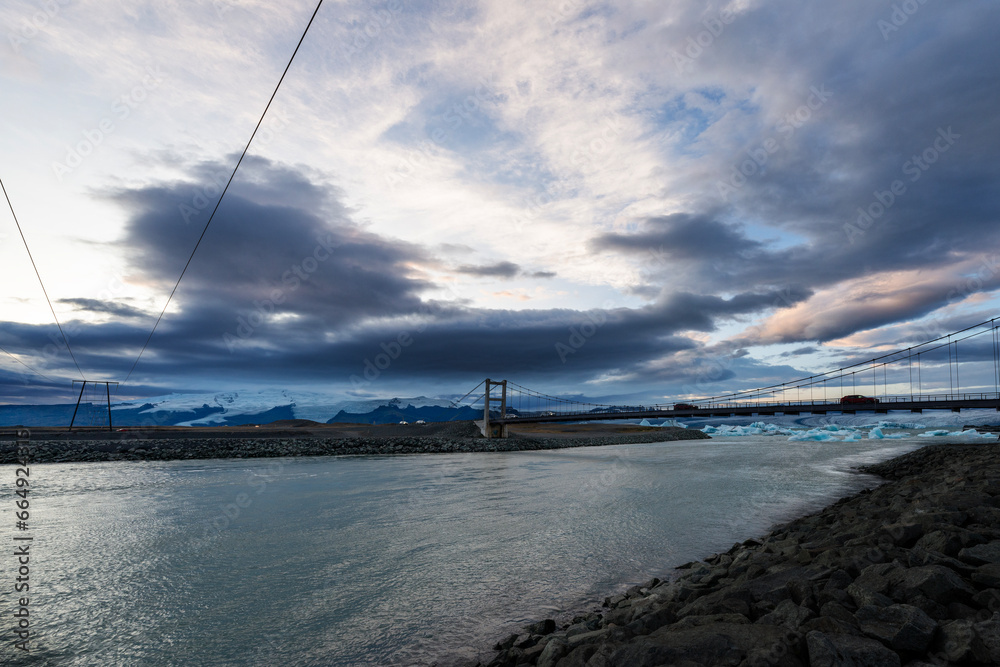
[[0, 390, 475, 427]]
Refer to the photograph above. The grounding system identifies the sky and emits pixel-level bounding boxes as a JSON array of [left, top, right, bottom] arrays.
[[1, 0, 999, 405]]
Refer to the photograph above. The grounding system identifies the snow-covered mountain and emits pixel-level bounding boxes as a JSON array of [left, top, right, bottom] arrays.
[[0, 389, 459, 427]]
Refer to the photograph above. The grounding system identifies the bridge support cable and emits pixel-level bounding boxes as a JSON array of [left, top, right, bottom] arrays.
[[908, 350, 913, 400], [948, 335, 954, 396], [701, 316, 999, 409], [119, 0, 326, 389], [994, 321, 999, 395], [955, 340, 960, 396], [451, 379, 486, 409], [1, 178, 85, 380]]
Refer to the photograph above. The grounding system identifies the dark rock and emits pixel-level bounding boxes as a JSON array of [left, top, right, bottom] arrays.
[[973, 611, 1000, 663], [824, 569, 854, 591], [971, 588, 1000, 611], [915, 530, 964, 558], [852, 562, 902, 596], [801, 616, 863, 637], [881, 522, 923, 548], [932, 619, 991, 663], [669, 613, 751, 629], [854, 603, 937, 653], [538, 644, 597, 667], [675, 585, 752, 619], [805, 630, 901, 667], [946, 601, 980, 621], [565, 627, 610, 647], [959, 540, 1000, 565], [820, 601, 860, 626], [757, 599, 816, 630], [905, 546, 975, 576], [847, 583, 894, 609], [971, 563, 1000, 588], [893, 564, 977, 605], [609, 622, 793, 667], [746, 566, 814, 604], [534, 638, 568, 667], [523, 619, 556, 636], [625, 607, 675, 635], [788, 578, 817, 608]]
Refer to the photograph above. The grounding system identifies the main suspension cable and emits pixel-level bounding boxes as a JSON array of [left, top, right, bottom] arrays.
[[120, 0, 325, 388]]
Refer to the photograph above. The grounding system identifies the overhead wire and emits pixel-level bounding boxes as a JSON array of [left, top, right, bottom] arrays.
[[1, 177, 85, 380], [119, 0, 326, 389], [0, 343, 60, 383]]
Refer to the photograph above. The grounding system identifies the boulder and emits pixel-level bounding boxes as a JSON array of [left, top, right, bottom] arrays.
[[971, 588, 1000, 611], [524, 618, 557, 636], [932, 619, 991, 663], [535, 638, 568, 667], [625, 607, 675, 635], [538, 644, 597, 667], [959, 540, 1000, 565], [824, 569, 854, 592], [881, 522, 923, 548], [847, 583, 894, 609], [609, 622, 795, 667], [669, 613, 751, 630], [915, 530, 964, 558], [971, 563, 1000, 588], [805, 630, 901, 667], [973, 611, 1000, 663], [757, 599, 816, 630], [854, 603, 937, 653], [893, 565, 977, 605]]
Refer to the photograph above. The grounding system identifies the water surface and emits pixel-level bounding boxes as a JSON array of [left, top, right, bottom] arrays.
[[0, 436, 924, 665]]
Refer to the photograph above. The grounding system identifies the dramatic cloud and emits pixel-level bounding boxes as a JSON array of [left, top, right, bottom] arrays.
[[1, 0, 997, 403]]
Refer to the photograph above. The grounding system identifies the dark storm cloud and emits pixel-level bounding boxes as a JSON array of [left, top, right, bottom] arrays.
[[105, 155, 435, 329], [58, 298, 148, 319], [455, 261, 522, 278], [454, 263, 556, 281]]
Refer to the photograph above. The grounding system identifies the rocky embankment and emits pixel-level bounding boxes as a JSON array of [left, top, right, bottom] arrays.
[[0, 424, 707, 464], [480, 443, 1000, 667]]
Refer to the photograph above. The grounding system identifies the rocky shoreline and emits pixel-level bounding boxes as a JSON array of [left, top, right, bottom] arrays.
[[477, 443, 1000, 667], [0, 425, 708, 464]]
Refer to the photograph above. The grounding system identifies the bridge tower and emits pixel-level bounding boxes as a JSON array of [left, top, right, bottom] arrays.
[[482, 378, 508, 439]]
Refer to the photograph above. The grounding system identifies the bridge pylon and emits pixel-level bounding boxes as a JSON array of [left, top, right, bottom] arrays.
[[481, 378, 508, 439]]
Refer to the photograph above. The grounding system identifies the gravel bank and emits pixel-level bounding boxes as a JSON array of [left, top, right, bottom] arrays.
[[0, 424, 708, 464], [478, 443, 1000, 667]]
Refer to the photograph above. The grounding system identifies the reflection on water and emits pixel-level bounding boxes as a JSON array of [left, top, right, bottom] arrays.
[[0, 437, 923, 665]]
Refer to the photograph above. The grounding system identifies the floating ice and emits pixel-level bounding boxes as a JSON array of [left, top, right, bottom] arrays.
[[917, 428, 996, 438], [864, 420, 928, 430], [702, 422, 794, 436], [788, 429, 844, 442]]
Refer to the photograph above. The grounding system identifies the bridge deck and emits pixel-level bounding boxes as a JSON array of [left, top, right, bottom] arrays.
[[496, 398, 1000, 424]]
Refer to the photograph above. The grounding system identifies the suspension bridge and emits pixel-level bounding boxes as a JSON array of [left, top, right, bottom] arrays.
[[454, 318, 1000, 438]]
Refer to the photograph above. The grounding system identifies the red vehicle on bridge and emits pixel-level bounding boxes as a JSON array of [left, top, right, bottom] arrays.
[[673, 403, 699, 410], [840, 395, 880, 405]]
